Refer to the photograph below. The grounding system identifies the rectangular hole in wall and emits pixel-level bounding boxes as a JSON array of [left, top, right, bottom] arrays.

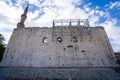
[[67, 45, 73, 48], [81, 50, 85, 52]]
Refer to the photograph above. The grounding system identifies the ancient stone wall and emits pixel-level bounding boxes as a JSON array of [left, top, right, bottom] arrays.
[[0, 26, 118, 67]]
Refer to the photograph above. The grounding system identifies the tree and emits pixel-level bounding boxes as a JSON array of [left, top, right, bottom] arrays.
[[0, 33, 6, 62]]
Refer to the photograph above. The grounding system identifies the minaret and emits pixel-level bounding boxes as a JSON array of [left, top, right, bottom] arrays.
[[17, 4, 29, 28]]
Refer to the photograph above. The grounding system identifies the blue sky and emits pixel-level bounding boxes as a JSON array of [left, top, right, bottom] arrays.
[[0, 0, 120, 52]]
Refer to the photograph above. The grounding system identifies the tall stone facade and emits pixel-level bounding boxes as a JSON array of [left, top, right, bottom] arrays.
[[0, 26, 118, 67], [0, 25, 120, 80]]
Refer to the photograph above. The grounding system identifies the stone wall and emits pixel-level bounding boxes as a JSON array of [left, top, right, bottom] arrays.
[[0, 26, 118, 67]]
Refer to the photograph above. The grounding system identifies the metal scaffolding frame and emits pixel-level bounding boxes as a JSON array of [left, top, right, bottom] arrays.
[[52, 19, 92, 41]]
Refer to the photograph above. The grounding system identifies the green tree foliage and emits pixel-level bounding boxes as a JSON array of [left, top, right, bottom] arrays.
[[0, 33, 5, 62]]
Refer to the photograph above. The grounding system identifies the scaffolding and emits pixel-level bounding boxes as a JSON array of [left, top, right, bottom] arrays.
[[52, 19, 92, 41]]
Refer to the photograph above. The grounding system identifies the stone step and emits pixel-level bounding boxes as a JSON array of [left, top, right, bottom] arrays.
[[0, 67, 120, 80]]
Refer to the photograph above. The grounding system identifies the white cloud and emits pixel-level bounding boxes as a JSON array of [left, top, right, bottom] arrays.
[[109, 1, 120, 9], [105, 1, 120, 10], [0, 0, 120, 52], [96, 18, 120, 52], [0, 1, 23, 44]]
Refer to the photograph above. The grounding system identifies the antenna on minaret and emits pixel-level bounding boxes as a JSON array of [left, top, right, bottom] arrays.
[[17, 4, 29, 28]]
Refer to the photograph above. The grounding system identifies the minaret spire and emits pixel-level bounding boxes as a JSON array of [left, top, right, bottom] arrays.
[[25, 4, 29, 12], [17, 4, 29, 28]]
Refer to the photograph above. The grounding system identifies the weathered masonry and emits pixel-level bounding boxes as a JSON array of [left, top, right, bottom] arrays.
[[0, 19, 118, 67], [0, 19, 120, 80], [0, 5, 120, 80]]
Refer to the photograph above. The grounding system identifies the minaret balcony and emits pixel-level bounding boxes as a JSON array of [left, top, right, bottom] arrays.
[[21, 14, 27, 20]]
